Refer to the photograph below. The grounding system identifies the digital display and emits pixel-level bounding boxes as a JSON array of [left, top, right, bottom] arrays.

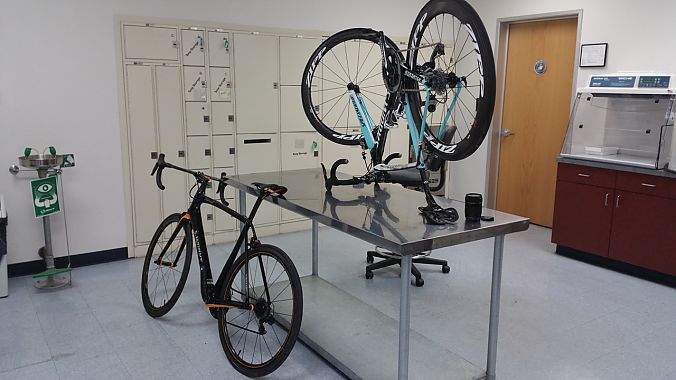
[[589, 76, 636, 88], [638, 76, 671, 88]]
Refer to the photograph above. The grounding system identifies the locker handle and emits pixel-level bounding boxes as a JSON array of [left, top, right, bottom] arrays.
[[228, 115, 235, 122], [178, 150, 185, 158], [229, 148, 236, 155], [150, 151, 158, 159], [205, 149, 212, 156], [203, 115, 210, 122], [207, 213, 213, 221], [273, 82, 279, 89], [243, 138, 272, 144]]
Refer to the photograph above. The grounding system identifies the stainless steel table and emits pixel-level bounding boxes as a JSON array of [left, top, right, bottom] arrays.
[[226, 169, 529, 380]]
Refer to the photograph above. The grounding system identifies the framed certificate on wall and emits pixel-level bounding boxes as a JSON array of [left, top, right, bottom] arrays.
[[580, 43, 607, 67]]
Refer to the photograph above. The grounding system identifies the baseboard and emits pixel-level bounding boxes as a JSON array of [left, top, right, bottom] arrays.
[[8, 247, 128, 278], [555, 245, 675, 288]]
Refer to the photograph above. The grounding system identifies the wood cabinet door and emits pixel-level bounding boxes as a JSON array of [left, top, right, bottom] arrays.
[[551, 181, 614, 256], [609, 191, 676, 275]]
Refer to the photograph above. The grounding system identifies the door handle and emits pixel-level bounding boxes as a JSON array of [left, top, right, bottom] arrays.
[[641, 183, 656, 188], [615, 194, 621, 208], [150, 151, 158, 159], [205, 149, 212, 156], [604, 193, 609, 206], [178, 150, 185, 158], [577, 173, 591, 178], [500, 128, 514, 137]]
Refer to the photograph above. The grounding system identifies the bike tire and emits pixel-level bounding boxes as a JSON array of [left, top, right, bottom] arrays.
[[218, 244, 303, 377], [141, 213, 193, 318], [406, 0, 496, 161], [301, 28, 402, 146]]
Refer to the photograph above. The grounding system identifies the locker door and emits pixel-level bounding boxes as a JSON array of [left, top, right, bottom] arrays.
[[281, 132, 321, 221], [212, 102, 234, 135], [210, 68, 232, 102], [155, 65, 187, 214], [215, 186, 237, 232], [123, 25, 178, 61], [383, 120, 410, 163], [181, 29, 205, 66], [279, 37, 322, 85], [201, 189, 215, 235], [234, 33, 279, 134], [183, 67, 207, 101], [237, 133, 280, 225], [185, 102, 210, 136], [322, 136, 367, 176], [208, 31, 231, 67], [281, 86, 315, 132], [213, 135, 235, 168], [125, 64, 161, 243], [187, 136, 211, 169]]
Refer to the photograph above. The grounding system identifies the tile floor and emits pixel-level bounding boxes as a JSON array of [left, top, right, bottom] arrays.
[[1, 225, 675, 379]]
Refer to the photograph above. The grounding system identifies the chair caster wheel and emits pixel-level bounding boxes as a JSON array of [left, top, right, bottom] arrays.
[[442, 265, 451, 274], [366, 254, 374, 264], [365, 271, 374, 279], [415, 278, 424, 287]]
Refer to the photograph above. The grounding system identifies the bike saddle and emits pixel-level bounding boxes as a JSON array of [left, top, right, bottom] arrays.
[[418, 204, 459, 225], [252, 182, 288, 197]]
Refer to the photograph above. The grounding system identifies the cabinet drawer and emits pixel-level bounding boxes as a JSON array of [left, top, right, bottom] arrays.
[[615, 171, 670, 197], [557, 163, 616, 187]]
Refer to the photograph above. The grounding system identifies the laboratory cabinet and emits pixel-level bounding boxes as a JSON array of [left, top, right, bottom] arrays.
[[552, 162, 676, 276]]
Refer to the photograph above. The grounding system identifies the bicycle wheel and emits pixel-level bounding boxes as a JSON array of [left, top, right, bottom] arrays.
[[218, 244, 302, 377], [301, 28, 401, 146], [406, 0, 496, 161], [141, 213, 192, 318]]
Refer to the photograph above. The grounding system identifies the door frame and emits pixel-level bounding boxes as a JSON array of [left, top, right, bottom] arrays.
[[485, 10, 583, 208]]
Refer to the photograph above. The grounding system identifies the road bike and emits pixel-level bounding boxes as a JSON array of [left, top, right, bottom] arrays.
[[141, 154, 302, 377], [301, 0, 495, 224]]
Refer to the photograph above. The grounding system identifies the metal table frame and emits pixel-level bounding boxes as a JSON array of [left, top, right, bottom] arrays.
[[229, 170, 526, 380]]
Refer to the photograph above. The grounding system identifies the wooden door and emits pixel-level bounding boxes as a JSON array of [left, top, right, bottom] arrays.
[[496, 18, 577, 227]]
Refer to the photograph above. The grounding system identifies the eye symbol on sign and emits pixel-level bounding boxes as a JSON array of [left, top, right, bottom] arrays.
[[37, 183, 53, 193]]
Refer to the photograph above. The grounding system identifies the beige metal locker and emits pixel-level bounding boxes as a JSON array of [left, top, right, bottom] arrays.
[[210, 67, 232, 102], [234, 33, 279, 134], [212, 102, 234, 135], [208, 31, 231, 67], [245, 193, 279, 225], [280, 132, 320, 221], [123, 25, 178, 61], [185, 102, 210, 136], [236, 134, 280, 174], [281, 86, 315, 132], [215, 186, 237, 232], [279, 36, 321, 85], [181, 29, 205, 66], [156, 65, 187, 214], [322, 136, 367, 176], [125, 64, 161, 243], [183, 67, 207, 101], [384, 120, 410, 163], [213, 135, 235, 168], [187, 136, 211, 169]]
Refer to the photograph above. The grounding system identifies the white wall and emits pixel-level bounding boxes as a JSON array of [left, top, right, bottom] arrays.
[[0, 0, 426, 265], [448, 0, 676, 201]]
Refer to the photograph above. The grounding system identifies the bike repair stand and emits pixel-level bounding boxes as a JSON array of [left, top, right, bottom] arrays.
[[9, 147, 74, 289]]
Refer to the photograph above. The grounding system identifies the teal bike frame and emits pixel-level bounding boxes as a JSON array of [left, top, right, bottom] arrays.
[[347, 81, 463, 169]]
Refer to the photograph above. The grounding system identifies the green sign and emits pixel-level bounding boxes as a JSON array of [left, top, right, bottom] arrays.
[[31, 176, 60, 218], [62, 154, 75, 167]]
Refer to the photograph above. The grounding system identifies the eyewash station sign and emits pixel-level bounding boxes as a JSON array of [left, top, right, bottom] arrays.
[[31, 175, 61, 218]]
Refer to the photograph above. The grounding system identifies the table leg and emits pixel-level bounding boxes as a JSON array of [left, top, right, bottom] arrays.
[[398, 255, 412, 380], [238, 190, 247, 298], [311, 220, 318, 276], [486, 235, 505, 380]]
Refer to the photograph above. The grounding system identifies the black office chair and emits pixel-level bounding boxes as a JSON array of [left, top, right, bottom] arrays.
[[365, 127, 453, 287]]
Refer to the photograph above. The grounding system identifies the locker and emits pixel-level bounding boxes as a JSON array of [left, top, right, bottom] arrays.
[[236, 134, 280, 174], [201, 202, 215, 235], [215, 186, 237, 232], [280, 36, 322, 85], [213, 135, 235, 168], [181, 29, 205, 66], [280, 132, 320, 221], [210, 67, 232, 101], [246, 193, 279, 225], [384, 119, 410, 163], [125, 64, 161, 243], [183, 67, 207, 101], [185, 102, 210, 136], [281, 132, 321, 170], [123, 25, 178, 61], [322, 136, 368, 177], [234, 33, 279, 134], [208, 31, 231, 67], [155, 65, 187, 214], [212, 102, 234, 135], [187, 136, 211, 169], [281, 86, 315, 132]]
